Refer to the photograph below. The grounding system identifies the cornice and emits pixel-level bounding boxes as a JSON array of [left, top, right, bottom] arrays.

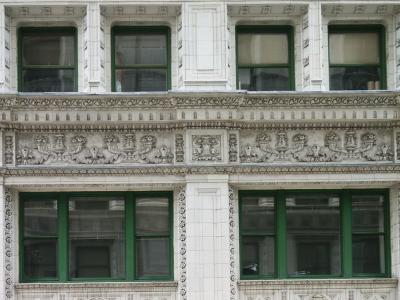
[[0, 91, 398, 110], [2, 164, 400, 176], [1, 119, 399, 131]]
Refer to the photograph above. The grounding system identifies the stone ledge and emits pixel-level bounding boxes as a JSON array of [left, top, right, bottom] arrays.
[[238, 278, 398, 289], [15, 281, 178, 291], [0, 91, 398, 110]]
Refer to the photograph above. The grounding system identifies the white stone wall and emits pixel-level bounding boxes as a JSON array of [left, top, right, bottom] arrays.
[[0, 0, 399, 300], [0, 1, 398, 91]]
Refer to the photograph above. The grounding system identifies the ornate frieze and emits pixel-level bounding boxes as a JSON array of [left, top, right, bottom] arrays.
[[240, 130, 393, 163], [175, 134, 185, 163], [229, 134, 238, 163], [16, 132, 174, 165], [0, 92, 398, 110], [4, 135, 13, 165], [192, 135, 222, 162]]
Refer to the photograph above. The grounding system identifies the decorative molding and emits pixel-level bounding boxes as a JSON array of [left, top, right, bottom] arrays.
[[0, 93, 398, 110], [4, 188, 13, 299], [229, 134, 238, 163], [192, 135, 222, 162], [177, 186, 187, 300], [175, 134, 185, 163], [4, 135, 13, 165], [396, 132, 400, 160], [1, 121, 399, 132], [240, 130, 393, 163], [229, 186, 237, 300], [16, 132, 173, 165], [3, 164, 400, 177], [237, 278, 398, 288]]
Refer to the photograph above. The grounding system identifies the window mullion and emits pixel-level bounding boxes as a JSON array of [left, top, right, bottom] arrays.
[[126, 192, 135, 281], [341, 190, 352, 278], [276, 190, 287, 278], [58, 193, 69, 282]]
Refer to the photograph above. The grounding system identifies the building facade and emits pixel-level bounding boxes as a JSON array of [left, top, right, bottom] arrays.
[[0, 1, 399, 300]]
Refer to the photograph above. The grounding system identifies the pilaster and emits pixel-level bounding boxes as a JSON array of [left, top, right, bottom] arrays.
[[302, 1, 324, 91], [185, 175, 231, 300], [84, 3, 105, 93], [395, 13, 400, 90], [181, 3, 228, 90]]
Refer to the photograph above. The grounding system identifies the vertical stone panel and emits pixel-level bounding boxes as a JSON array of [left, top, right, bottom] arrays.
[[185, 175, 230, 300]]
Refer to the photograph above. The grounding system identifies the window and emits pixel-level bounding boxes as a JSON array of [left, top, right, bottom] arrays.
[[20, 192, 173, 282], [112, 26, 171, 92], [329, 25, 386, 90], [236, 26, 294, 91], [240, 190, 390, 279], [18, 27, 77, 92]]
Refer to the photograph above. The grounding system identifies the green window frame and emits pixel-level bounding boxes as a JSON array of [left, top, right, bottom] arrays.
[[20, 191, 173, 282], [328, 25, 387, 90], [111, 26, 171, 92], [18, 27, 78, 92], [235, 25, 295, 91], [239, 189, 390, 280]]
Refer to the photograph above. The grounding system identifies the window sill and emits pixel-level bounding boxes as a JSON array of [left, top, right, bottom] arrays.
[[238, 278, 398, 289], [15, 281, 178, 291]]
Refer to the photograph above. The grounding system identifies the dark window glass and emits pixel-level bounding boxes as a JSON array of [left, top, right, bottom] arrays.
[[242, 197, 275, 232], [238, 68, 289, 91], [115, 69, 167, 92], [22, 69, 75, 92], [236, 27, 293, 91], [286, 194, 341, 276], [24, 239, 57, 278], [329, 27, 385, 90], [352, 195, 385, 274], [24, 200, 57, 237], [241, 196, 275, 276], [19, 28, 76, 92], [136, 197, 169, 235], [21, 192, 172, 282], [69, 196, 125, 278], [23, 199, 58, 279], [242, 236, 275, 276], [136, 237, 169, 277], [135, 195, 170, 277], [113, 28, 169, 92]]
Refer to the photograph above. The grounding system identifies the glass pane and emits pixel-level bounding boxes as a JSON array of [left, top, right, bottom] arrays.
[[24, 238, 57, 278], [286, 194, 341, 275], [69, 196, 125, 278], [22, 34, 75, 66], [329, 32, 379, 64], [242, 197, 275, 232], [238, 33, 288, 64], [352, 195, 384, 232], [353, 235, 385, 274], [329, 67, 380, 90], [22, 69, 75, 92], [136, 237, 169, 277], [238, 68, 289, 91], [24, 200, 57, 237], [115, 69, 167, 92], [115, 34, 167, 65], [136, 197, 169, 235], [241, 236, 275, 276]]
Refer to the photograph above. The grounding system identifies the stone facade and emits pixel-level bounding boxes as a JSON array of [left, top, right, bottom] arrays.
[[0, 1, 399, 300]]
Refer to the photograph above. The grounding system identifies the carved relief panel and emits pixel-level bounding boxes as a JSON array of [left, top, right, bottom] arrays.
[[240, 130, 394, 164], [16, 132, 174, 165]]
